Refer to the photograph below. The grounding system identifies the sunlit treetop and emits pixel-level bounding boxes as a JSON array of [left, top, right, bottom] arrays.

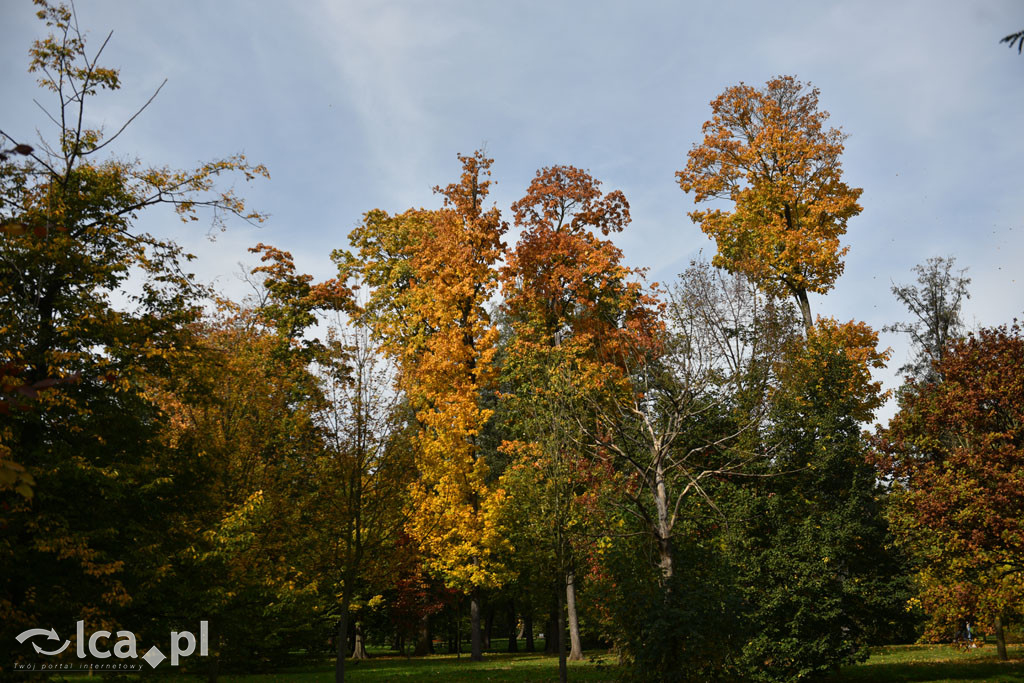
[[677, 75, 863, 330], [503, 164, 659, 357]]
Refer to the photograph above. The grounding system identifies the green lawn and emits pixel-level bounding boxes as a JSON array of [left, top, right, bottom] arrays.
[[52, 643, 1024, 682], [165, 651, 618, 682], [829, 643, 1024, 682]]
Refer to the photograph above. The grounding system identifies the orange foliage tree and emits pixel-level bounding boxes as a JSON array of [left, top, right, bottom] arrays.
[[339, 151, 509, 661], [499, 164, 660, 671], [677, 76, 862, 331]]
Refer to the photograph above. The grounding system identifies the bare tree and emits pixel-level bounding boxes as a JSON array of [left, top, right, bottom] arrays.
[[885, 256, 971, 383], [582, 261, 798, 584]]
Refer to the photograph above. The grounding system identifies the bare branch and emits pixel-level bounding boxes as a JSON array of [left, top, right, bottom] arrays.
[[90, 79, 167, 155]]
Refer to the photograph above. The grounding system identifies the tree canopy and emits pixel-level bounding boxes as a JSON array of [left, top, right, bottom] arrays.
[[677, 76, 863, 330]]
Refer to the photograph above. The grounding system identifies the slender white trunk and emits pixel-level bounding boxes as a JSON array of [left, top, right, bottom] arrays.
[[654, 461, 674, 583]]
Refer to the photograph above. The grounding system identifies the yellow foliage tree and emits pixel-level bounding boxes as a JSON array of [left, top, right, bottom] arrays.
[[339, 151, 510, 661]]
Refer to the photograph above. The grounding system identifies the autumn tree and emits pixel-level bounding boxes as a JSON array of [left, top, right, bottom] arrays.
[[240, 244, 408, 680], [0, 140, 42, 500], [339, 151, 509, 662], [311, 324, 413, 682], [498, 164, 657, 675], [677, 76, 863, 331], [875, 322, 1024, 660], [143, 305, 330, 672], [247, 242, 354, 354], [0, 1, 267, 663], [885, 256, 971, 383], [144, 240, 407, 681]]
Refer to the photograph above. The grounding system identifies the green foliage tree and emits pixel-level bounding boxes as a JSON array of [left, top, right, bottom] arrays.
[[312, 325, 414, 682], [583, 262, 795, 681], [0, 2, 266, 666], [731, 320, 912, 681]]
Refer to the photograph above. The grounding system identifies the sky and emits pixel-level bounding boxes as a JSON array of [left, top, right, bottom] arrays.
[[2, 0, 1023, 425]]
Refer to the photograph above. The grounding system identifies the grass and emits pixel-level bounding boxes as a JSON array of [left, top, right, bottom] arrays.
[[50, 642, 1024, 681], [126, 650, 618, 682], [829, 643, 1024, 682], [272, 652, 616, 682]]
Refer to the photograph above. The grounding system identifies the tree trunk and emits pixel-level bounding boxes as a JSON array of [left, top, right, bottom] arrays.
[[484, 602, 495, 650], [654, 461, 674, 585], [995, 614, 1008, 661], [651, 454, 675, 589], [524, 611, 535, 652], [557, 581, 568, 683], [352, 621, 369, 659], [335, 606, 349, 683], [794, 288, 813, 333], [658, 534, 674, 583], [545, 601, 558, 654], [413, 613, 433, 656], [447, 614, 454, 654], [566, 570, 583, 661], [470, 588, 483, 661], [507, 598, 519, 653]]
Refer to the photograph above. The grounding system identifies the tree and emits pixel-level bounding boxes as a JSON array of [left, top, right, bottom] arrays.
[[885, 256, 971, 383], [731, 318, 911, 681], [677, 76, 863, 331], [503, 164, 638, 352], [242, 244, 407, 681], [581, 262, 797, 680], [875, 322, 1024, 660], [247, 242, 354, 355], [145, 305, 329, 672], [340, 151, 510, 662], [0, 141, 40, 500], [498, 164, 657, 676], [0, 1, 266, 664], [312, 325, 413, 682]]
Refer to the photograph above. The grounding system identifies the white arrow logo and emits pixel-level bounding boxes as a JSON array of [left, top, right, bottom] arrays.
[[15, 627, 71, 655]]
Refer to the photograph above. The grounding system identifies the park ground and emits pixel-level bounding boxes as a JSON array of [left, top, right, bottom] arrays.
[[53, 641, 1024, 682]]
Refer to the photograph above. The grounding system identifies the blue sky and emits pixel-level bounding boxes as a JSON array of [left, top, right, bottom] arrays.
[[2, 0, 1022, 424]]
